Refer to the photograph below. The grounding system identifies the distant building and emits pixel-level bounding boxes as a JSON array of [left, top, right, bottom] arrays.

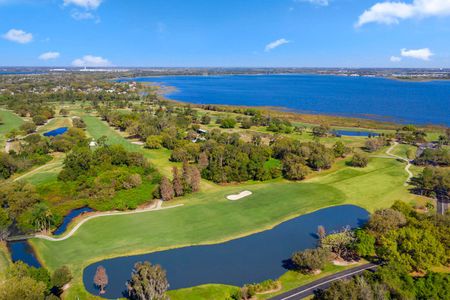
[[89, 139, 98, 147]]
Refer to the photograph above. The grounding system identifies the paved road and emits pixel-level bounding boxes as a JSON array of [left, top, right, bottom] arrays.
[[269, 263, 378, 300]]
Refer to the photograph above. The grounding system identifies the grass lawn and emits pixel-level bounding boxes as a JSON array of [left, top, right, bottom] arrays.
[[0, 109, 25, 148], [0, 242, 11, 280], [30, 152, 421, 299]]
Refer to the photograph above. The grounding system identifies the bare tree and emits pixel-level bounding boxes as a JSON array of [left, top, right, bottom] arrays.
[[172, 167, 184, 197], [94, 266, 108, 294], [159, 176, 174, 201], [190, 166, 201, 192]]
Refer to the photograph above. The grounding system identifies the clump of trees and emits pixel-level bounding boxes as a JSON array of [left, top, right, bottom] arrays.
[[414, 148, 450, 166], [411, 167, 449, 201], [57, 144, 158, 203], [291, 248, 330, 273], [364, 136, 388, 152], [348, 152, 369, 168], [127, 261, 169, 300], [0, 261, 72, 299], [157, 164, 201, 201]]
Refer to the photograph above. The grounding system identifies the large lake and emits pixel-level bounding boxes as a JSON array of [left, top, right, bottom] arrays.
[[83, 205, 368, 298], [127, 75, 450, 126]]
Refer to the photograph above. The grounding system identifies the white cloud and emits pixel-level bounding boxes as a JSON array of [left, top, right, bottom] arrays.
[[265, 38, 290, 52], [356, 0, 450, 27], [295, 0, 329, 6], [400, 48, 434, 60], [390, 56, 402, 62], [63, 0, 102, 10], [71, 10, 95, 20], [39, 52, 60, 60], [2, 28, 33, 44], [72, 55, 111, 67]]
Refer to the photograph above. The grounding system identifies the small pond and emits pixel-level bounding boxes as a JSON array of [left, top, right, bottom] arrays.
[[43, 127, 68, 137], [53, 207, 94, 236], [83, 205, 369, 298], [333, 130, 379, 137], [7, 240, 41, 268]]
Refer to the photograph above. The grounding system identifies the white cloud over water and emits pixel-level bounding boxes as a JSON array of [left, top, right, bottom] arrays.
[[2, 28, 33, 44], [39, 51, 60, 60], [72, 55, 111, 67], [390, 56, 402, 62], [265, 38, 290, 52], [356, 0, 450, 27]]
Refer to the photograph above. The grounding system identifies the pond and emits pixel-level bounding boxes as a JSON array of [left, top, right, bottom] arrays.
[[43, 127, 68, 137], [333, 130, 379, 137], [53, 207, 94, 236], [83, 205, 369, 298], [7, 240, 41, 268]]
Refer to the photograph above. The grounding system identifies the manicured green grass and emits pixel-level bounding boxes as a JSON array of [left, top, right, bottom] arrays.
[[391, 143, 417, 160], [0, 109, 25, 147], [168, 284, 239, 300]]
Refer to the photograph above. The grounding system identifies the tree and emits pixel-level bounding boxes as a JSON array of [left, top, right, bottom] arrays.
[[20, 122, 37, 134], [94, 265, 108, 294], [332, 141, 349, 158], [352, 229, 375, 257], [364, 137, 386, 152], [378, 227, 446, 272], [349, 152, 369, 168], [312, 125, 329, 137], [190, 166, 201, 192], [172, 167, 184, 197], [367, 208, 406, 235], [220, 117, 237, 129], [145, 136, 162, 149], [159, 176, 174, 201], [51, 266, 72, 289], [32, 114, 47, 126], [282, 154, 310, 180], [59, 108, 69, 116], [127, 261, 169, 300], [0, 208, 12, 241], [0, 276, 47, 300], [30, 203, 54, 232], [198, 152, 209, 170], [292, 248, 329, 273], [200, 114, 211, 125], [321, 227, 356, 260], [317, 225, 326, 245]]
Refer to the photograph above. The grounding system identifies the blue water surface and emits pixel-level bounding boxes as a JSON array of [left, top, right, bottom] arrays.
[[126, 75, 450, 125], [83, 205, 369, 298], [43, 127, 68, 137], [333, 130, 379, 137], [53, 207, 94, 236], [7, 241, 41, 268]]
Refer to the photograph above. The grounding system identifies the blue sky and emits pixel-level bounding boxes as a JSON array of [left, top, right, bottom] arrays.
[[1, 0, 450, 67]]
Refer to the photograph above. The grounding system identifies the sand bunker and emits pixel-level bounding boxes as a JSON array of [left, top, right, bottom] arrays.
[[227, 191, 252, 201]]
